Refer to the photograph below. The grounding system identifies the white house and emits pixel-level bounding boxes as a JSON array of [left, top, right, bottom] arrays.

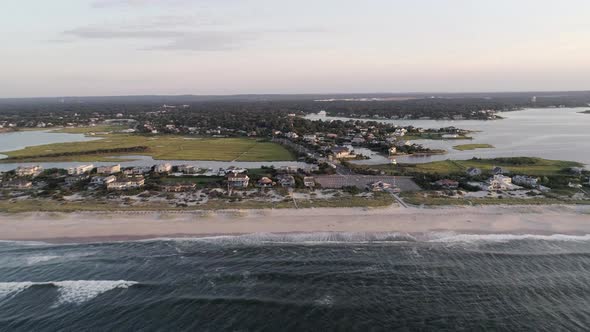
[[96, 164, 121, 174], [512, 175, 539, 187], [488, 175, 514, 191], [107, 177, 145, 190], [227, 173, 250, 188], [68, 164, 94, 175], [155, 163, 173, 173], [15, 165, 43, 177]]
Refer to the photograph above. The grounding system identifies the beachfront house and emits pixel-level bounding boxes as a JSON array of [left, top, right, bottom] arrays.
[[65, 175, 89, 186], [155, 163, 173, 174], [15, 165, 43, 177], [177, 165, 199, 174], [278, 175, 296, 188], [303, 176, 315, 188], [434, 179, 459, 189], [67, 164, 94, 176], [107, 177, 145, 190], [492, 167, 509, 175], [369, 181, 393, 192], [488, 175, 514, 191], [91, 175, 117, 185], [512, 175, 540, 187], [227, 173, 250, 189], [96, 164, 121, 175], [257, 177, 274, 188], [466, 167, 482, 177]]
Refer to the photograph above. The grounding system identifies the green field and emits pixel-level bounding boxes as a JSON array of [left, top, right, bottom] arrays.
[[453, 143, 495, 151], [1, 134, 295, 162], [53, 125, 127, 134], [356, 157, 583, 176]]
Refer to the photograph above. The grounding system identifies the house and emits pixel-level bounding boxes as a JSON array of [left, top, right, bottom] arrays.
[[123, 166, 152, 175], [303, 176, 315, 188], [466, 167, 482, 177], [15, 165, 43, 177], [492, 167, 509, 175], [227, 173, 250, 189], [96, 164, 121, 175], [488, 175, 513, 191], [331, 146, 351, 159], [91, 175, 117, 185], [303, 134, 317, 142], [155, 163, 173, 173], [65, 175, 89, 186], [3, 179, 33, 190], [257, 177, 274, 188], [369, 181, 393, 192], [389, 147, 397, 155], [107, 177, 145, 190], [161, 183, 197, 192], [278, 166, 299, 174], [278, 175, 296, 188], [512, 175, 539, 187], [434, 179, 459, 189], [177, 165, 199, 174], [67, 164, 94, 175], [351, 137, 366, 145]]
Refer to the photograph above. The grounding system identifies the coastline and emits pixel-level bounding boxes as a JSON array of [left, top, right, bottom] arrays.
[[1, 205, 589, 243]]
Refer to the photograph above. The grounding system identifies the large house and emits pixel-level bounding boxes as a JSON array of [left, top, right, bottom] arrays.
[[466, 167, 482, 177], [257, 177, 274, 188], [488, 175, 513, 191], [278, 175, 296, 188], [177, 165, 199, 174], [227, 173, 250, 189], [91, 175, 117, 185], [512, 175, 539, 187], [15, 165, 43, 177], [331, 146, 351, 159], [67, 164, 94, 176], [303, 176, 315, 188], [107, 177, 145, 190], [96, 164, 121, 175], [154, 163, 173, 174]]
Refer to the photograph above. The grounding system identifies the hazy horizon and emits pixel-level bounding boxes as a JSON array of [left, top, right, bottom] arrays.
[[2, 0, 590, 98]]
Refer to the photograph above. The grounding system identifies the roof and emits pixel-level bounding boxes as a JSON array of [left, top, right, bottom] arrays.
[[258, 177, 273, 184]]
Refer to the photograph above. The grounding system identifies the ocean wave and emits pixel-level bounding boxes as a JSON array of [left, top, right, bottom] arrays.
[[0, 280, 138, 305], [427, 233, 590, 243], [149, 232, 418, 245]]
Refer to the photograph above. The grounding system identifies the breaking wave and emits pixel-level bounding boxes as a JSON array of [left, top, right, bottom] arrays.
[[0, 280, 138, 305], [428, 233, 590, 243]]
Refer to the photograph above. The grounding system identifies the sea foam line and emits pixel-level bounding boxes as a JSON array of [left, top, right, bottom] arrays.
[[0, 280, 138, 305], [427, 233, 590, 243]]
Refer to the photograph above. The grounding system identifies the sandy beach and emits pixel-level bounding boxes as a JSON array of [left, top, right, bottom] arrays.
[[0, 205, 589, 243]]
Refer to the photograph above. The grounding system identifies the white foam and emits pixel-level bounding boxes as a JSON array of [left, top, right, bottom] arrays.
[[25, 255, 61, 265], [0, 280, 137, 305], [428, 233, 590, 243], [0, 282, 35, 300], [148, 232, 417, 245], [52, 280, 137, 305]]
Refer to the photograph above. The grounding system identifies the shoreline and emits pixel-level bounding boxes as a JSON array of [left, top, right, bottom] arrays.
[[1, 205, 590, 243]]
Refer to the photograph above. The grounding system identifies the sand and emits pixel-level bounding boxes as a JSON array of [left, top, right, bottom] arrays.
[[1, 205, 589, 243]]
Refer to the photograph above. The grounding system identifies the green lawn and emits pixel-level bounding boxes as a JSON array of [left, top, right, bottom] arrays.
[[1, 135, 295, 162], [54, 125, 127, 134], [356, 157, 583, 177], [453, 144, 495, 151]]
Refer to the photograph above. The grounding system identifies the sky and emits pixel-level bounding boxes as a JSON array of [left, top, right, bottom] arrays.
[[1, 0, 589, 97]]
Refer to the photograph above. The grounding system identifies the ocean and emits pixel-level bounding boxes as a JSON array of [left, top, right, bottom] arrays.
[[2, 232, 590, 331]]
